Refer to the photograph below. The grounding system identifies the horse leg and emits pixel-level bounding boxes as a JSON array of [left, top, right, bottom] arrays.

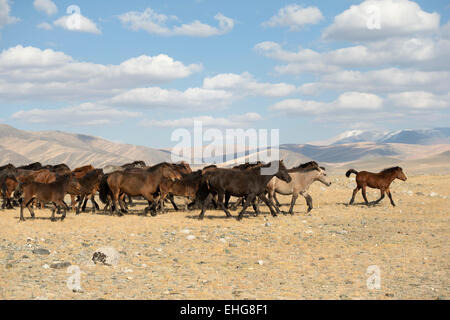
[[50, 202, 57, 222], [20, 201, 26, 221], [90, 195, 97, 213], [387, 188, 396, 207], [252, 197, 260, 216], [257, 193, 278, 217], [349, 186, 360, 205], [26, 198, 36, 219], [301, 192, 313, 213], [94, 196, 100, 210], [361, 186, 369, 206], [168, 194, 178, 211], [373, 188, 385, 206], [273, 193, 282, 207], [236, 194, 256, 221], [70, 194, 76, 211], [198, 193, 213, 220], [81, 196, 88, 212], [217, 192, 232, 218], [288, 192, 299, 215], [57, 200, 68, 221], [127, 194, 134, 207], [76, 195, 84, 214]]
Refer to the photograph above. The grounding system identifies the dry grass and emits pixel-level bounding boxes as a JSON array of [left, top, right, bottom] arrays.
[[0, 174, 449, 300]]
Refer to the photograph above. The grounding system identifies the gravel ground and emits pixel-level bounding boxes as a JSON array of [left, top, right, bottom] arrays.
[[0, 174, 448, 300]]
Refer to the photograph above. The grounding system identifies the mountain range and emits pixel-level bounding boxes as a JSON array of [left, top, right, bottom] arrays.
[[0, 124, 449, 174]]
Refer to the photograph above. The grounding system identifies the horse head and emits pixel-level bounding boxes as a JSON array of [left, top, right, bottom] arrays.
[[396, 167, 407, 181], [274, 160, 292, 183]]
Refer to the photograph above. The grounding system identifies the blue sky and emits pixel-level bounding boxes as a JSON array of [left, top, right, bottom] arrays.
[[0, 0, 449, 148]]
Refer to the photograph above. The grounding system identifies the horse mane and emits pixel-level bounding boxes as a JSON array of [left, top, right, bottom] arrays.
[[289, 161, 320, 172], [73, 165, 94, 172], [380, 166, 402, 174]]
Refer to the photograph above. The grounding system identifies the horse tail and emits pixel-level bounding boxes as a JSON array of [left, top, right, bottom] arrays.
[[98, 175, 111, 204], [345, 169, 358, 177]]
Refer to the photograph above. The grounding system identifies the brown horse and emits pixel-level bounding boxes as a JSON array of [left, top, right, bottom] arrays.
[[18, 173, 81, 221], [346, 166, 407, 206], [72, 165, 95, 179], [199, 160, 292, 220], [1, 175, 18, 209], [99, 163, 182, 215], [158, 170, 203, 212], [70, 165, 95, 209], [71, 169, 103, 214]]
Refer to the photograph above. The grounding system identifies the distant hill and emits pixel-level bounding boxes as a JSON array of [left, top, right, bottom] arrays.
[[0, 124, 449, 174], [0, 124, 170, 168], [313, 128, 450, 145]]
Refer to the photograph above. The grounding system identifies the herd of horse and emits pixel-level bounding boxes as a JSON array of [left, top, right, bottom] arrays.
[[0, 159, 408, 222]]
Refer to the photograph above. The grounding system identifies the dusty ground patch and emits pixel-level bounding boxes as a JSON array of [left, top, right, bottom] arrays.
[[0, 175, 448, 300]]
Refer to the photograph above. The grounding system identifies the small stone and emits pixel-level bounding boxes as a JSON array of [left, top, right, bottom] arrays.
[[92, 247, 120, 266], [257, 260, 264, 265], [42, 264, 50, 269], [32, 248, 50, 255], [265, 222, 272, 227], [186, 235, 196, 240], [50, 262, 71, 269]]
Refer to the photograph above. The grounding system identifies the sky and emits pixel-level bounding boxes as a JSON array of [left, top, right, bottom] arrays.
[[0, 0, 449, 148]]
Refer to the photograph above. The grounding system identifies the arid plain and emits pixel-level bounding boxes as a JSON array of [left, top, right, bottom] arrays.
[[0, 174, 448, 300]]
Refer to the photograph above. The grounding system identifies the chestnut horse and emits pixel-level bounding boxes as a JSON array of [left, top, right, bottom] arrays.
[[346, 166, 407, 207], [99, 163, 182, 216], [18, 173, 81, 221]]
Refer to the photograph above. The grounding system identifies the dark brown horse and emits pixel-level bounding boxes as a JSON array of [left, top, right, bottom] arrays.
[[158, 170, 203, 212], [199, 160, 292, 220], [346, 166, 407, 206], [18, 173, 81, 221], [17, 162, 42, 170], [72, 165, 95, 179], [99, 163, 182, 215], [1, 175, 18, 209], [71, 169, 103, 214]]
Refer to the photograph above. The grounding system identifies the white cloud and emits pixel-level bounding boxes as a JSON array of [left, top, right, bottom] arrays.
[[11, 103, 141, 126], [108, 87, 233, 110], [107, 72, 298, 111], [0, 45, 202, 101], [323, 0, 439, 42], [255, 38, 450, 74], [0, 0, 19, 29], [54, 12, 101, 34], [37, 22, 52, 30], [203, 72, 298, 97], [33, 0, 57, 16], [140, 112, 262, 128], [298, 68, 450, 96], [118, 8, 233, 37], [262, 4, 323, 31], [270, 92, 383, 115], [387, 91, 450, 109]]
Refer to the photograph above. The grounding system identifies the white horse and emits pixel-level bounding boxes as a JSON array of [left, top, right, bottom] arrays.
[[267, 164, 331, 214]]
